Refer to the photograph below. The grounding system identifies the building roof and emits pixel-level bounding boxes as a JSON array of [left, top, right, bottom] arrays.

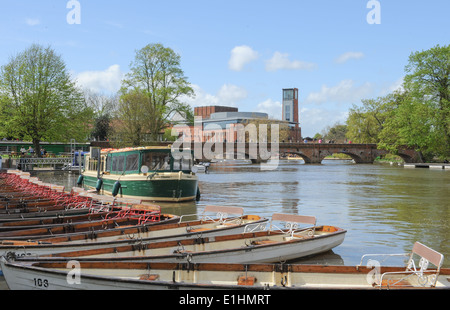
[[203, 111, 268, 122]]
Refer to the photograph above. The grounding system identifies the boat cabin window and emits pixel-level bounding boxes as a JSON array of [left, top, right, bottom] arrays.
[[112, 155, 125, 173], [142, 152, 170, 171], [126, 153, 139, 171], [172, 155, 192, 171], [105, 155, 111, 172], [87, 156, 98, 171]]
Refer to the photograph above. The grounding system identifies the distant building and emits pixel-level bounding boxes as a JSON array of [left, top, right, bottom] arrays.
[[194, 106, 238, 119], [282, 88, 301, 141], [193, 107, 268, 142], [178, 89, 302, 144], [201, 111, 268, 130]]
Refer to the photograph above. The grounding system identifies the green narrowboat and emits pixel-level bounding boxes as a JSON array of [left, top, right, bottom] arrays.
[[81, 146, 199, 202]]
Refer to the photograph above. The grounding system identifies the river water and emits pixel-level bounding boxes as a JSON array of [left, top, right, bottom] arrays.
[[32, 159, 450, 268]]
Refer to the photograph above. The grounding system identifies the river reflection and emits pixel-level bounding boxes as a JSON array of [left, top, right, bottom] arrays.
[[32, 159, 450, 268]]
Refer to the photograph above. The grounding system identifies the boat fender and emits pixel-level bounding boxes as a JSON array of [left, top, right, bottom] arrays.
[[76, 175, 84, 186], [196, 186, 201, 201], [281, 275, 287, 287], [112, 181, 121, 197], [95, 179, 103, 191]]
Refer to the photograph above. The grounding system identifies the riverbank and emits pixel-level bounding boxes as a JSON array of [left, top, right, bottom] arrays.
[[404, 163, 450, 170]]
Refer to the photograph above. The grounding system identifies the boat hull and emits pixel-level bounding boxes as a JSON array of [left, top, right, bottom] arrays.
[[83, 172, 199, 202], [2, 259, 449, 290]]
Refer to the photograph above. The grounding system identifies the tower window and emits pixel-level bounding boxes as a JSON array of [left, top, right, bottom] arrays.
[[285, 105, 291, 122], [283, 89, 294, 100]]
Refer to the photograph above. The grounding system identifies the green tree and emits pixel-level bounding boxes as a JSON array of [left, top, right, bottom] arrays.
[[118, 43, 194, 145], [403, 44, 450, 158], [322, 123, 348, 143], [348, 44, 450, 161], [378, 90, 439, 161], [346, 95, 393, 144], [163, 128, 178, 142], [0, 44, 93, 156], [313, 133, 323, 140], [114, 90, 148, 147], [243, 119, 290, 143], [84, 90, 117, 141]]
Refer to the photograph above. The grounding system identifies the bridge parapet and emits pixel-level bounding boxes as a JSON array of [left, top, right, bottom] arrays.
[[280, 143, 380, 164], [171, 141, 421, 164]]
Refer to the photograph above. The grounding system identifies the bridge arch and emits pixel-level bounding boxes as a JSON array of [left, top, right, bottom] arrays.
[[283, 151, 311, 164], [284, 148, 374, 164], [396, 150, 421, 163], [336, 151, 366, 164]]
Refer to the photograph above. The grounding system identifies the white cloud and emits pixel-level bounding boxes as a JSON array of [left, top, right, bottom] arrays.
[[265, 52, 317, 72], [334, 52, 364, 64], [377, 77, 406, 97], [256, 99, 282, 119], [182, 84, 248, 107], [228, 45, 259, 71], [75, 65, 124, 94], [387, 77, 405, 93], [25, 18, 40, 26], [305, 80, 374, 105], [216, 84, 248, 104]]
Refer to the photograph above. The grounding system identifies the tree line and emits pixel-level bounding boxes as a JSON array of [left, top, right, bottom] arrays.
[[318, 44, 449, 162], [0, 43, 194, 156], [1, 43, 448, 162]]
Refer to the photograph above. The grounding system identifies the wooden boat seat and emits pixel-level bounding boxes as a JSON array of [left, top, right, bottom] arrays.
[[0, 240, 52, 246], [251, 239, 277, 245], [215, 222, 238, 229], [380, 279, 413, 288], [288, 234, 312, 240], [139, 274, 160, 281], [320, 226, 339, 232], [130, 204, 160, 212], [189, 227, 212, 233], [245, 215, 261, 221], [237, 276, 256, 286]]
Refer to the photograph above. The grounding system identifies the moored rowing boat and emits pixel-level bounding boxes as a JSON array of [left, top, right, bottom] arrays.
[[0, 206, 267, 257], [2, 242, 447, 290], [0, 205, 178, 240], [0, 211, 116, 232], [23, 214, 346, 264]]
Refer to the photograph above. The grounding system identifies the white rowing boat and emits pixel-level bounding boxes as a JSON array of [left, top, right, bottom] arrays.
[[0, 206, 267, 257], [1, 242, 448, 290], [23, 213, 346, 264]]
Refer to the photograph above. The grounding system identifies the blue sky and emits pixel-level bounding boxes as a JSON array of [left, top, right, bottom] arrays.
[[1, 1, 449, 137]]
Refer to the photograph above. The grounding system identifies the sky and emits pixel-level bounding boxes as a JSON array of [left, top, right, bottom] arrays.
[[0, 0, 449, 137]]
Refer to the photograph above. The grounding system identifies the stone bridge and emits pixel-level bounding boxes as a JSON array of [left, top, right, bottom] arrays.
[[277, 143, 421, 164], [172, 142, 422, 164]]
